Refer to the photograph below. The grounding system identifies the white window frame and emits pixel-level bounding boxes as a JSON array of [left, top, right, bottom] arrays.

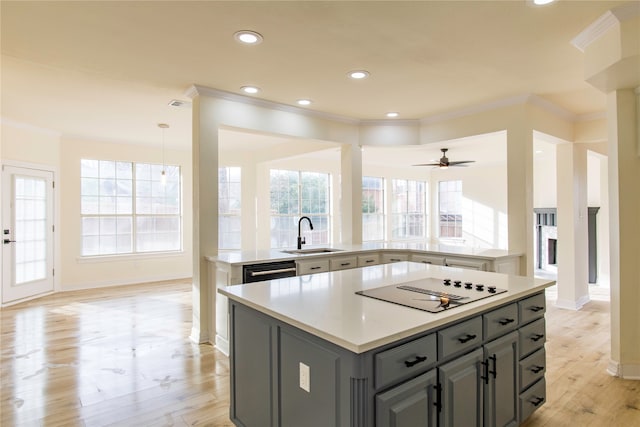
[[438, 179, 463, 240], [390, 179, 427, 241], [80, 159, 182, 257], [362, 176, 385, 242], [269, 169, 331, 249], [218, 166, 242, 250]]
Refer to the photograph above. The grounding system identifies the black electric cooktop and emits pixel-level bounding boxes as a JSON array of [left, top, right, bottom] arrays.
[[355, 277, 507, 313]]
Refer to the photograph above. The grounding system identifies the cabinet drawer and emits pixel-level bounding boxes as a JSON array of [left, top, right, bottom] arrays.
[[519, 318, 546, 358], [296, 259, 330, 275], [444, 257, 487, 271], [519, 378, 546, 422], [483, 303, 519, 341], [438, 316, 483, 360], [375, 333, 437, 389], [518, 292, 546, 324], [410, 254, 445, 265], [329, 256, 358, 271], [358, 254, 380, 267], [520, 348, 546, 392], [381, 253, 409, 264]]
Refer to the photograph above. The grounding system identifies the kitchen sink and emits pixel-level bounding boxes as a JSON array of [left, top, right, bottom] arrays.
[[281, 248, 344, 255]]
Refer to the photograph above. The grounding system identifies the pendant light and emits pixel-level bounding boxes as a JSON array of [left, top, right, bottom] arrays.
[[158, 123, 169, 185]]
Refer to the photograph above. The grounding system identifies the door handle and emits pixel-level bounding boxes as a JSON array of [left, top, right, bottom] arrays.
[[3, 239, 16, 244]]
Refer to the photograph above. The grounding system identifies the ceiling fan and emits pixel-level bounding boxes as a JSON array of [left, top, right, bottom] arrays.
[[413, 148, 475, 168]]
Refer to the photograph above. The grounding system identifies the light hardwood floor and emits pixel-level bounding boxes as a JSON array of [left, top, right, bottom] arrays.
[[2, 280, 639, 426]]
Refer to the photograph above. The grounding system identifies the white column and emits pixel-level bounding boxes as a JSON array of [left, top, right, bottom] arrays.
[[607, 88, 640, 378], [189, 94, 219, 344], [506, 118, 534, 276], [340, 144, 362, 244], [555, 143, 590, 310]]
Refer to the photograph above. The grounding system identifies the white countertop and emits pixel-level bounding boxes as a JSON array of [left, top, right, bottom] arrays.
[[209, 242, 523, 266], [219, 262, 554, 354]]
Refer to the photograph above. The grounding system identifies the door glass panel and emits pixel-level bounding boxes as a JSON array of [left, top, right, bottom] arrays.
[[14, 175, 47, 284]]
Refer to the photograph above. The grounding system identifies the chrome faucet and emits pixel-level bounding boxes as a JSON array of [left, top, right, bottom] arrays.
[[297, 216, 314, 249]]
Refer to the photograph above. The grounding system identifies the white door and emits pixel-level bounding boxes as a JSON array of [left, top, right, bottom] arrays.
[[2, 165, 55, 304]]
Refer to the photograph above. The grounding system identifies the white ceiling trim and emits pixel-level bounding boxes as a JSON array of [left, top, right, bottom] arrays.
[[527, 95, 576, 122], [576, 111, 607, 122], [0, 117, 61, 137], [186, 85, 360, 125], [187, 84, 582, 131], [571, 2, 640, 52], [359, 119, 421, 127], [420, 94, 530, 125], [420, 94, 577, 125]]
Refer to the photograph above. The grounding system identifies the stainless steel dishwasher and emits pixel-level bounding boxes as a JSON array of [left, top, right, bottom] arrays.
[[242, 260, 297, 283]]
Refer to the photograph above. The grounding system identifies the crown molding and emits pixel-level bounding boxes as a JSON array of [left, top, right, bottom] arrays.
[[0, 117, 61, 137], [420, 95, 531, 125], [185, 85, 360, 125], [571, 2, 640, 52], [187, 85, 593, 129], [420, 94, 578, 125], [527, 94, 576, 122], [576, 111, 607, 122], [359, 119, 421, 127]]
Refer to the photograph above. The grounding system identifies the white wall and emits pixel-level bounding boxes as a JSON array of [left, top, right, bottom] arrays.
[[59, 137, 193, 290], [1, 120, 193, 292], [533, 140, 557, 208], [430, 165, 508, 249], [1, 121, 62, 292]]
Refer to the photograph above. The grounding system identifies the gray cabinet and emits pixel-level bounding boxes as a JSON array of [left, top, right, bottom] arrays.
[[228, 292, 547, 427], [376, 369, 438, 427], [483, 332, 519, 427], [439, 348, 484, 427]]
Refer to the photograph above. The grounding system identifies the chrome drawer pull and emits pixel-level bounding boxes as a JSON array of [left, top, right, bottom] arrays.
[[250, 267, 297, 276], [404, 355, 427, 367], [457, 333, 477, 344]]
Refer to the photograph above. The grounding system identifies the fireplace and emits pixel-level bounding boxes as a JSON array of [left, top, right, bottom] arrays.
[[547, 238, 557, 265], [534, 207, 600, 283]]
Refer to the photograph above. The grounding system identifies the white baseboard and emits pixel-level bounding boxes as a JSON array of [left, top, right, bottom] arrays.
[[607, 360, 640, 379], [554, 294, 590, 310], [215, 335, 230, 357], [190, 326, 212, 345], [61, 274, 191, 292]]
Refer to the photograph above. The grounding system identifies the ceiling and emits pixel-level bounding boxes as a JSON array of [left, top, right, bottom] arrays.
[[0, 1, 626, 152]]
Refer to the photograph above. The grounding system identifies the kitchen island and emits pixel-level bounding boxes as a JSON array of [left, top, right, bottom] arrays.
[[210, 243, 523, 355], [220, 262, 554, 427]]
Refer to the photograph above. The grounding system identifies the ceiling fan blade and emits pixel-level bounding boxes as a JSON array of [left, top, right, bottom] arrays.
[[412, 163, 441, 167], [448, 160, 475, 166]]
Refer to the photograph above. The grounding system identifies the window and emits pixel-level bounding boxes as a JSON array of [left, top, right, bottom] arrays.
[[219, 167, 241, 250], [270, 169, 330, 248], [80, 159, 181, 256], [362, 176, 385, 241], [391, 179, 426, 240], [439, 180, 463, 238]]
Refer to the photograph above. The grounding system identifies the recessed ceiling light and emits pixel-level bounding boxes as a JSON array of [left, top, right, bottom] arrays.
[[234, 30, 263, 45], [297, 99, 312, 106], [241, 86, 260, 94], [348, 70, 370, 80], [533, 0, 555, 5], [386, 112, 399, 118]]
